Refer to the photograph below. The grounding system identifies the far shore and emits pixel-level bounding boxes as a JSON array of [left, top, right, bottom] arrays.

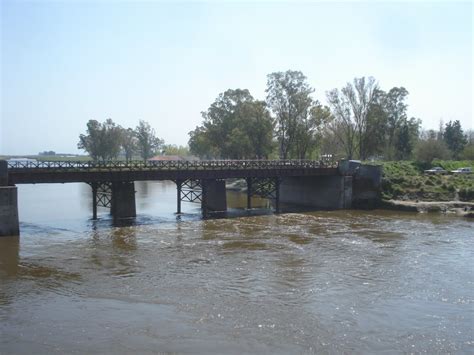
[[381, 199, 474, 217]]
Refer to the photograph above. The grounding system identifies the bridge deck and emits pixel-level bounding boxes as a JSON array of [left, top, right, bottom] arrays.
[[7, 160, 339, 184]]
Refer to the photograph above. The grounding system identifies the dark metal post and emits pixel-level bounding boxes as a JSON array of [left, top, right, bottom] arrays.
[[275, 177, 280, 214], [176, 179, 182, 214], [246, 177, 252, 210], [91, 182, 98, 220]]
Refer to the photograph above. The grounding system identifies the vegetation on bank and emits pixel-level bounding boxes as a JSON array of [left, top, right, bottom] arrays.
[[380, 161, 474, 202]]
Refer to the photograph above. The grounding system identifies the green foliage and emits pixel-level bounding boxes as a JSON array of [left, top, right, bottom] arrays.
[[189, 89, 274, 159], [135, 120, 164, 161], [266, 70, 324, 159], [161, 144, 190, 157], [414, 138, 450, 164], [380, 160, 474, 201], [443, 120, 467, 159], [460, 144, 474, 160], [77, 119, 123, 161]]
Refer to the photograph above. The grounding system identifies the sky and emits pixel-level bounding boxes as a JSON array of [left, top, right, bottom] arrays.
[[1, 0, 472, 155]]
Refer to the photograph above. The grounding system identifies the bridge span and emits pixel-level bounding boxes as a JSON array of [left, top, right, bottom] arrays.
[[0, 159, 381, 236]]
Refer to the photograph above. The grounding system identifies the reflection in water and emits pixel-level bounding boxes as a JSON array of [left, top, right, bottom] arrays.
[[1, 182, 472, 353], [0, 236, 19, 278]]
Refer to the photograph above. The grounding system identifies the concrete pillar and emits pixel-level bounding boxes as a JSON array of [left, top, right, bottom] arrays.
[[111, 181, 136, 219], [0, 160, 8, 186], [0, 186, 20, 236], [202, 179, 227, 213]]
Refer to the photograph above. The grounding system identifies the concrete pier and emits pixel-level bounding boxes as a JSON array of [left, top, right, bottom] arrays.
[[0, 186, 20, 236], [0, 161, 20, 236], [111, 181, 136, 219], [202, 179, 227, 213]]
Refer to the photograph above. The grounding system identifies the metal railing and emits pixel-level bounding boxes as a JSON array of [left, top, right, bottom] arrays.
[[6, 159, 335, 172]]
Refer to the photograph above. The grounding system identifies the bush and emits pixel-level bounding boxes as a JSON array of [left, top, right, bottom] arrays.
[[414, 139, 451, 164], [459, 188, 474, 201]]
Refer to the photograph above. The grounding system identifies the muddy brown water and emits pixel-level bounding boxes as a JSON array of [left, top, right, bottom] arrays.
[[0, 181, 473, 354]]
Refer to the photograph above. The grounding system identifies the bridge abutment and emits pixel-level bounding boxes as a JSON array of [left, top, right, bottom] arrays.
[[280, 175, 352, 210], [0, 161, 20, 237], [111, 181, 136, 219]]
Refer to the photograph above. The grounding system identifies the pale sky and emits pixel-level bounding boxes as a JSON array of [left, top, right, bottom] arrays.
[[1, 0, 472, 155]]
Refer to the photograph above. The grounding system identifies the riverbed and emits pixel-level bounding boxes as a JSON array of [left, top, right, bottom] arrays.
[[0, 181, 473, 353]]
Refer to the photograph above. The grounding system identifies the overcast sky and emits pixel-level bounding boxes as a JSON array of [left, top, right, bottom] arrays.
[[1, 0, 472, 155]]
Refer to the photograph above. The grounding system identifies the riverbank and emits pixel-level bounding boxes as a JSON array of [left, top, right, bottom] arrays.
[[381, 199, 474, 217], [380, 160, 474, 202]]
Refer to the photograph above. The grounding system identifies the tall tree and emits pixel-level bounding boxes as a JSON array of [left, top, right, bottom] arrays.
[[121, 127, 137, 162], [326, 88, 357, 159], [266, 70, 317, 159], [443, 120, 467, 159], [394, 117, 420, 160], [135, 120, 164, 161], [327, 77, 378, 160], [378, 87, 409, 159], [188, 89, 274, 159], [78, 119, 122, 161]]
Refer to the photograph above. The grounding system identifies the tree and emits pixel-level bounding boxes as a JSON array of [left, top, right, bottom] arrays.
[[188, 89, 274, 159], [266, 70, 320, 159], [121, 127, 137, 162], [379, 87, 409, 159], [161, 144, 190, 157], [394, 117, 421, 160], [414, 138, 450, 164], [78, 119, 123, 161], [327, 77, 378, 160], [326, 88, 357, 159], [443, 120, 467, 159], [135, 120, 164, 161]]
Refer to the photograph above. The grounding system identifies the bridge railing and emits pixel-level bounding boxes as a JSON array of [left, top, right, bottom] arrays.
[[6, 159, 334, 171]]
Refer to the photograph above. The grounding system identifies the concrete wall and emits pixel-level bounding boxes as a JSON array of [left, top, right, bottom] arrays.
[[280, 175, 352, 210], [0, 186, 20, 236], [352, 165, 382, 209]]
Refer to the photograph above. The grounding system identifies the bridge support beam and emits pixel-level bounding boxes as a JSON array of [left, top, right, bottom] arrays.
[[0, 161, 19, 237], [202, 179, 227, 215], [111, 181, 136, 219]]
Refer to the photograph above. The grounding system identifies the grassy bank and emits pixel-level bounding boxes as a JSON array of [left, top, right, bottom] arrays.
[[380, 161, 474, 202]]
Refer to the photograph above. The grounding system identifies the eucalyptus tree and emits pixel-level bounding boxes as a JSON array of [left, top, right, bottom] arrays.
[[188, 89, 274, 159], [78, 119, 123, 161], [266, 70, 317, 159], [121, 127, 137, 162], [327, 76, 378, 160], [443, 120, 467, 159], [135, 120, 164, 161]]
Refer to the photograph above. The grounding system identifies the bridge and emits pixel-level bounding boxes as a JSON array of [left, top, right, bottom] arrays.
[[0, 159, 381, 236]]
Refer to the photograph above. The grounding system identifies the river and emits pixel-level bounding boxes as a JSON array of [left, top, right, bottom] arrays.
[[0, 181, 473, 354]]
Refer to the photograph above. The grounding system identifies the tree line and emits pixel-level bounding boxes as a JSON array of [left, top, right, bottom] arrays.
[[188, 70, 473, 162], [78, 119, 166, 162], [77, 70, 472, 163]]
